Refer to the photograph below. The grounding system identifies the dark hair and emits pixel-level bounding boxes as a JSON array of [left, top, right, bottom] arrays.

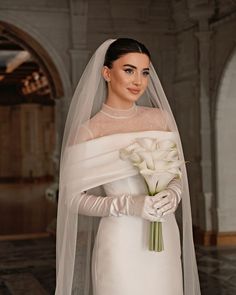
[[104, 38, 151, 68]]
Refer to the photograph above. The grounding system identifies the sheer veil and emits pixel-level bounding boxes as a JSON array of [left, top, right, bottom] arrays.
[[55, 39, 201, 294]]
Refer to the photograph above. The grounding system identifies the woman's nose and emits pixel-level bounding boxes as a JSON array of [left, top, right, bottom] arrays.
[[133, 73, 142, 85]]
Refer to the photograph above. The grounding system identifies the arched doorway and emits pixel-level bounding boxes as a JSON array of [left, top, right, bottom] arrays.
[[215, 48, 236, 239], [0, 20, 70, 238]]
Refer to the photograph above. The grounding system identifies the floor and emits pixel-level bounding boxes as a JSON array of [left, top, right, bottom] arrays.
[[0, 238, 55, 295], [0, 237, 235, 294], [197, 245, 236, 294]]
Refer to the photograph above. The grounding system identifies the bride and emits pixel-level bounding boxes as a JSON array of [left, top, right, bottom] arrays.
[[55, 38, 201, 295]]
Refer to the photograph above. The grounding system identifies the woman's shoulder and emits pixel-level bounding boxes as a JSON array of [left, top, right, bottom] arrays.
[[137, 105, 170, 131], [137, 105, 168, 117], [79, 111, 105, 142]]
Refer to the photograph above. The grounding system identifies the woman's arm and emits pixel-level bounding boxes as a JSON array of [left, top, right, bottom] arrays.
[[78, 191, 164, 222], [77, 177, 182, 221]]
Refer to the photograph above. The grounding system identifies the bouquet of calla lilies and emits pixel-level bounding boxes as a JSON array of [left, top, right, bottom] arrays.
[[119, 136, 182, 252]]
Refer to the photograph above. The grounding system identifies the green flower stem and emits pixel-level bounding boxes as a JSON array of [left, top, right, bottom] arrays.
[[154, 222, 157, 250], [148, 221, 164, 252], [149, 222, 154, 251], [147, 188, 164, 252], [154, 221, 164, 252]]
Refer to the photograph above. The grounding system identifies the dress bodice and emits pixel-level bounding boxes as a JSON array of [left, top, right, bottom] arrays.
[[102, 174, 148, 197]]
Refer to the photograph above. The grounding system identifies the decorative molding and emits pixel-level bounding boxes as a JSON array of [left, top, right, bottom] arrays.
[[0, 176, 54, 183], [194, 227, 216, 246], [0, 232, 51, 241], [0, 6, 69, 13], [194, 227, 236, 246], [216, 233, 236, 246]]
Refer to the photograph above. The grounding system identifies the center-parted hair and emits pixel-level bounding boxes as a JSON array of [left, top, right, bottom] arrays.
[[104, 38, 151, 68]]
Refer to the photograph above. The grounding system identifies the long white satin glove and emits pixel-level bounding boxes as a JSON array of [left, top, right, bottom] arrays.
[[153, 178, 182, 218], [78, 192, 164, 222]]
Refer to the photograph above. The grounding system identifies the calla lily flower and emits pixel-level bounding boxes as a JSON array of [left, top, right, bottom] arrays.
[[120, 136, 182, 194], [157, 139, 176, 149], [138, 151, 155, 170], [119, 135, 183, 252], [151, 150, 169, 160], [134, 160, 148, 171], [135, 137, 156, 151]]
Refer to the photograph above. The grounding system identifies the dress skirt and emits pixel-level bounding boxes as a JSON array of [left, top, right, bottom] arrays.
[[91, 175, 183, 295]]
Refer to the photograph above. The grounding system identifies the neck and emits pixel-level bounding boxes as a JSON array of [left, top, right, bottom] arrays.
[[100, 102, 137, 119], [105, 98, 134, 110]]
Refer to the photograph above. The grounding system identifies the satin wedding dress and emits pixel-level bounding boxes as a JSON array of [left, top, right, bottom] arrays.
[[77, 103, 184, 295], [92, 175, 183, 295]]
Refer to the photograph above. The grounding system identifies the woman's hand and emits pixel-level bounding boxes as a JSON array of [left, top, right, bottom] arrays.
[[152, 190, 179, 217], [127, 194, 169, 222]]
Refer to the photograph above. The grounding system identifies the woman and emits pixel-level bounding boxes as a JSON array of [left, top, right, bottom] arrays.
[[55, 38, 201, 295]]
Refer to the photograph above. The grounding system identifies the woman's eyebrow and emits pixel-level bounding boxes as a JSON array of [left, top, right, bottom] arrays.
[[123, 64, 136, 69], [123, 64, 150, 71]]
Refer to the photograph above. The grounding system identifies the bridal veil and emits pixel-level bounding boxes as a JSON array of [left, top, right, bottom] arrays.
[[55, 39, 201, 295]]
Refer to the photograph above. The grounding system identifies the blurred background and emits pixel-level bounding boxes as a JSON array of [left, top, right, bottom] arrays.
[[0, 0, 236, 294]]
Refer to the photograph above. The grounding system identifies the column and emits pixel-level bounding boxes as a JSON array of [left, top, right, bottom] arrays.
[[69, 0, 90, 89], [195, 28, 215, 234]]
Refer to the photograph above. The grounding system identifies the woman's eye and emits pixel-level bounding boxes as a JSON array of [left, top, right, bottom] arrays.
[[124, 68, 134, 74], [143, 71, 150, 77]]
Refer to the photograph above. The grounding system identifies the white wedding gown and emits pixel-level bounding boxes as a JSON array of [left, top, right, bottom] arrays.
[[76, 104, 184, 295], [92, 174, 183, 295]]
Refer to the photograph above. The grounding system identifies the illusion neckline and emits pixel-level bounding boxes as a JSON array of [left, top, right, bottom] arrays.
[[100, 103, 138, 119]]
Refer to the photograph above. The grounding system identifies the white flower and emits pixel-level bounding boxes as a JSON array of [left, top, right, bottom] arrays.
[[157, 139, 176, 150], [152, 150, 169, 161], [119, 136, 182, 195], [140, 171, 176, 195], [119, 135, 182, 252], [120, 142, 143, 162], [135, 137, 157, 151]]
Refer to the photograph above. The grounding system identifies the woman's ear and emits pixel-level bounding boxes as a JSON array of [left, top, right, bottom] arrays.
[[102, 66, 111, 82]]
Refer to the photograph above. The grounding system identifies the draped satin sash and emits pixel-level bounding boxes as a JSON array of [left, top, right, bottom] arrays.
[[61, 130, 178, 194]]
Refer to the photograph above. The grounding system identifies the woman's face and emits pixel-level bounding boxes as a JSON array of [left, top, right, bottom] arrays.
[[102, 52, 150, 107]]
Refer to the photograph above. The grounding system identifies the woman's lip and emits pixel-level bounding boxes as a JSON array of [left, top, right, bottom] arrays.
[[127, 88, 141, 94]]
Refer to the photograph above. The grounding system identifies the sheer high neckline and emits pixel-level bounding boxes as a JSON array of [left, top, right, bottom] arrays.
[[100, 103, 138, 119]]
